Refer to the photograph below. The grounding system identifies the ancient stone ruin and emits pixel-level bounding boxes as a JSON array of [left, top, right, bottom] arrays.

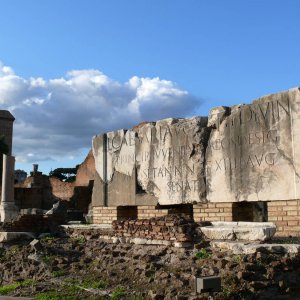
[[1, 90, 300, 299], [1, 88, 300, 238], [91, 88, 300, 237]]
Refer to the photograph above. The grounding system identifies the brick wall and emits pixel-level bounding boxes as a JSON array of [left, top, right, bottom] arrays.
[[50, 177, 75, 201], [93, 207, 118, 224], [93, 201, 300, 238], [137, 206, 169, 219], [112, 215, 195, 243], [267, 200, 300, 237], [193, 203, 233, 222], [194, 201, 300, 237], [75, 150, 95, 187], [93, 205, 169, 224]]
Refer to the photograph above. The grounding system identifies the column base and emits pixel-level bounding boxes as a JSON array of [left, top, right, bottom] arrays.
[[0, 203, 19, 222]]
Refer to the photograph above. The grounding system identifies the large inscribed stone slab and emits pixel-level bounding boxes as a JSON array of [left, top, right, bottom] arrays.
[[92, 117, 209, 206], [92, 87, 300, 207], [206, 88, 300, 202]]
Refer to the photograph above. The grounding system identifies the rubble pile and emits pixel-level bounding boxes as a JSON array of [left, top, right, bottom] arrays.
[[112, 214, 200, 243], [0, 232, 300, 299]]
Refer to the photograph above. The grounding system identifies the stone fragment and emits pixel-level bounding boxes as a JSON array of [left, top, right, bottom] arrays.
[[30, 239, 43, 252], [200, 221, 276, 241]]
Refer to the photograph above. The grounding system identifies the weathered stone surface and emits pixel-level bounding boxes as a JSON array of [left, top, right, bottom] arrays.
[[211, 241, 300, 255], [207, 106, 229, 128], [206, 88, 300, 202], [92, 117, 209, 206], [200, 221, 276, 241], [135, 117, 209, 204]]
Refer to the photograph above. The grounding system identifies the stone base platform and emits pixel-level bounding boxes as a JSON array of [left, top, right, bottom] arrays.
[[200, 221, 276, 241], [0, 232, 35, 242]]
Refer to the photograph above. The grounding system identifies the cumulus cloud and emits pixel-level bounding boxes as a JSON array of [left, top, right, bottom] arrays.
[[0, 63, 201, 163]]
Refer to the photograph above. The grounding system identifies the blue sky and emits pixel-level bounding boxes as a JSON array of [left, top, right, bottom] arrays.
[[0, 0, 300, 174]]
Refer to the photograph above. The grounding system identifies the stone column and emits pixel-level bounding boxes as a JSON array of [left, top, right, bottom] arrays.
[[0, 154, 18, 222]]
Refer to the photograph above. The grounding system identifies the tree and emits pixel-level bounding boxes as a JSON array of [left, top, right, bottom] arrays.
[[49, 165, 79, 182]]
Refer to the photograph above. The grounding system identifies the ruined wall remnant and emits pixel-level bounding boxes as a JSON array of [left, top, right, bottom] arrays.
[[92, 117, 210, 206], [92, 88, 300, 209], [75, 150, 96, 186]]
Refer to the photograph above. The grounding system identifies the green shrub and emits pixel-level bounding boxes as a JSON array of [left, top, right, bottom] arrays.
[[195, 248, 211, 259]]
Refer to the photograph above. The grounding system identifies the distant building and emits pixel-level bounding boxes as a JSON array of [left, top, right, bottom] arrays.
[[14, 169, 27, 184]]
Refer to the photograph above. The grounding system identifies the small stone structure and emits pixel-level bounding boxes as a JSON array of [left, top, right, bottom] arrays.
[[91, 88, 300, 237]]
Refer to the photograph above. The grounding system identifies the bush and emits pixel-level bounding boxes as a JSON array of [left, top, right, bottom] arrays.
[[195, 248, 211, 259]]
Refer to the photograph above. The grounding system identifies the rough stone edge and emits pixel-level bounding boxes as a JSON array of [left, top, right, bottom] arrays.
[[211, 241, 300, 254]]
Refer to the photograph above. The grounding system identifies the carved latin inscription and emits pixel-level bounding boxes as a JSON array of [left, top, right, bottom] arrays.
[[206, 89, 300, 202]]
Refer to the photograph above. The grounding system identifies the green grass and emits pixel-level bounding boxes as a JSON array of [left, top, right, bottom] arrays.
[[0, 283, 20, 295], [64, 278, 106, 289], [81, 279, 106, 289], [42, 255, 55, 264], [51, 270, 66, 277], [111, 287, 126, 300], [0, 279, 34, 295], [35, 291, 77, 300], [195, 248, 211, 259], [35, 278, 106, 300]]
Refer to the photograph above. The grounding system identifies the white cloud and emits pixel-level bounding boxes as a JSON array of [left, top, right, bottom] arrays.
[[0, 62, 14, 76], [0, 63, 201, 163]]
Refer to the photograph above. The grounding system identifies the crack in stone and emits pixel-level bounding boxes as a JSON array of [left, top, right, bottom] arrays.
[[276, 145, 300, 179]]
